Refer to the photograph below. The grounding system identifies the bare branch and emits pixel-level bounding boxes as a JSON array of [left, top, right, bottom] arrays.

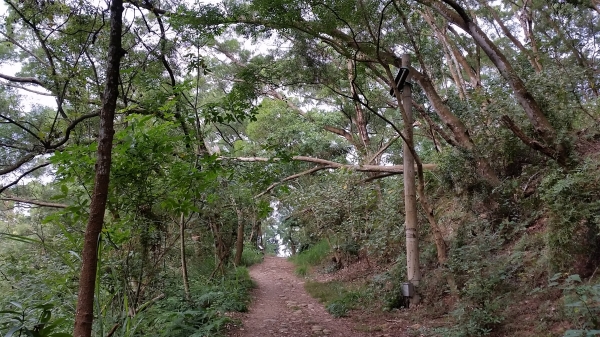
[[0, 196, 67, 208], [361, 172, 401, 183], [125, 0, 167, 15], [255, 165, 335, 198], [500, 115, 557, 160], [220, 156, 437, 173], [0, 154, 36, 175], [366, 135, 400, 164], [0, 162, 51, 194], [0, 113, 47, 146], [0, 31, 49, 66], [0, 73, 45, 87], [0, 82, 54, 96], [47, 111, 100, 149]]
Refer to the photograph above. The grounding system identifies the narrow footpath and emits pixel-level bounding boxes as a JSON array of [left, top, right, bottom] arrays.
[[227, 256, 407, 337]]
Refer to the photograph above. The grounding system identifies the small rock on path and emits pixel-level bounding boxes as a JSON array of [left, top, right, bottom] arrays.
[[227, 256, 406, 337]]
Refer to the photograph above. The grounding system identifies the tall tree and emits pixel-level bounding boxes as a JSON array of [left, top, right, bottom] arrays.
[[73, 0, 123, 335]]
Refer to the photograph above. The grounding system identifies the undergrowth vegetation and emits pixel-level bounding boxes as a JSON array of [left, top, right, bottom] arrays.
[[303, 280, 366, 318], [0, 228, 256, 337], [1, 0, 599, 336], [289, 239, 330, 276], [286, 141, 600, 337]]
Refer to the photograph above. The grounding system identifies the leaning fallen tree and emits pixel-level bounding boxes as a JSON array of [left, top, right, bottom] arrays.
[[218, 155, 437, 198]]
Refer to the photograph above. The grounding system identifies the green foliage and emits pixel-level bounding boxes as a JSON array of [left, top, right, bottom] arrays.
[[541, 160, 600, 271], [190, 267, 255, 313], [548, 274, 600, 333], [436, 148, 489, 194], [95, 265, 254, 337], [304, 281, 365, 318], [439, 221, 522, 336], [367, 256, 409, 311], [239, 245, 264, 267], [0, 302, 71, 337], [142, 309, 231, 337], [289, 239, 330, 275]]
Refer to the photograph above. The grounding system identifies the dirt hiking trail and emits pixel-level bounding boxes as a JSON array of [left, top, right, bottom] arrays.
[[227, 256, 408, 337]]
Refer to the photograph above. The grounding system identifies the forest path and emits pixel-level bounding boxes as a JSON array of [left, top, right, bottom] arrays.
[[227, 256, 406, 337]]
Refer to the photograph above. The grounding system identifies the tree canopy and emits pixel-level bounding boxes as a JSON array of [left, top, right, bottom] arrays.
[[1, 0, 599, 336]]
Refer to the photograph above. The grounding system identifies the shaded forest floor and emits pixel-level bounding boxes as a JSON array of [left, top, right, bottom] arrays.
[[226, 256, 420, 337]]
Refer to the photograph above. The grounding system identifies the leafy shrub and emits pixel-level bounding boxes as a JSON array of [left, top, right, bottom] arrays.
[[190, 267, 254, 313], [550, 274, 600, 334], [289, 239, 330, 275], [149, 309, 231, 337], [326, 291, 363, 318], [239, 245, 263, 267], [367, 256, 410, 311], [0, 302, 71, 337], [125, 266, 255, 337], [441, 222, 514, 336], [304, 281, 364, 317], [541, 160, 600, 273]]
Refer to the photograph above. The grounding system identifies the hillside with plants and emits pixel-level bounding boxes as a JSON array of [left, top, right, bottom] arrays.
[[0, 0, 599, 336]]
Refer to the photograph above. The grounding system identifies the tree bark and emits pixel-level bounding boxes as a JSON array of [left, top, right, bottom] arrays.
[[409, 69, 500, 186], [180, 213, 190, 301], [482, 1, 542, 72], [347, 59, 371, 154], [73, 0, 123, 336], [419, 0, 566, 163], [234, 202, 245, 266]]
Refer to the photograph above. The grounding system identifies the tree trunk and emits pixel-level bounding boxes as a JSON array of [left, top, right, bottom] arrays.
[[180, 213, 190, 301], [421, 0, 567, 163], [482, 1, 542, 72], [234, 203, 245, 266], [347, 59, 371, 154], [518, 0, 543, 73], [73, 0, 123, 336], [409, 70, 500, 186]]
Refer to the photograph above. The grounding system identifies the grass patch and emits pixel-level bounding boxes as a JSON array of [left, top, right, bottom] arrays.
[[295, 265, 308, 277], [304, 280, 365, 317], [239, 245, 264, 267], [289, 239, 330, 276]]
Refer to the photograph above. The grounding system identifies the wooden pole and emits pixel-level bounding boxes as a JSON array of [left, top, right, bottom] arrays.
[[402, 54, 421, 305]]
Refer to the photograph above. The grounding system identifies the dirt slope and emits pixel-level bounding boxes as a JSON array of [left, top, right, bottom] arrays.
[[227, 256, 408, 337]]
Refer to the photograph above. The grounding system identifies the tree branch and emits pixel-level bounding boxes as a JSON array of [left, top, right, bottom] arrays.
[[220, 156, 436, 173], [366, 135, 400, 164], [500, 115, 557, 160], [0, 162, 51, 194], [0, 154, 36, 175], [0, 73, 45, 87], [255, 165, 335, 198], [361, 172, 401, 183], [47, 112, 100, 149], [0, 82, 54, 96], [0, 196, 67, 208]]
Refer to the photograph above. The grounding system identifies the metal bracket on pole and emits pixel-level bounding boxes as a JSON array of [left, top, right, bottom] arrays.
[[389, 67, 410, 97]]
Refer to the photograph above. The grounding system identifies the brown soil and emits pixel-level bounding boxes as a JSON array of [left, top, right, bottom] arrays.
[[226, 256, 412, 337]]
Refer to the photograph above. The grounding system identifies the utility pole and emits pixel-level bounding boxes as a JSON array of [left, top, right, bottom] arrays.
[[402, 54, 421, 305]]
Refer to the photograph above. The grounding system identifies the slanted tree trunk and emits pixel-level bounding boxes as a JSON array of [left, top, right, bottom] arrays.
[[73, 0, 123, 336], [481, 1, 542, 72], [418, 0, 568, 164]]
